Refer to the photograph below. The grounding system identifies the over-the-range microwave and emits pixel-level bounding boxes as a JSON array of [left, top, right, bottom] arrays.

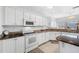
[[24, 19, 35, 26]]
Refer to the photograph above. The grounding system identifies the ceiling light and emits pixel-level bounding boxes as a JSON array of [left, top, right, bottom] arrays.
[[47, 6, 53, 9], [68, 16, 75, 19]]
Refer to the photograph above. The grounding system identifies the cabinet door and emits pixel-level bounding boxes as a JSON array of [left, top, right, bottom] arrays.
[[45, 32, 50, 41], [24, 11, 36, 22], [35, 16, 42, 26], [49, 32, 57, 40], [41, 18, 46, 26], [36, 33, 45, 45], [45, 19, 49, 27], [15, 37, 25, 53], [41, 32, 47, 43], [37, 33, 43, 45], [2, 38, 15, 53], [55, 32, 61, 37], [4, 7, 16, 25], [0, 40, 3, 53], [30, 15, 36, 23], [24, 10, 30, 21], [16, 8, 24, 25]]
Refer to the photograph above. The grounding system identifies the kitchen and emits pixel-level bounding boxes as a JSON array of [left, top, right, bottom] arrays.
[[0, 6, 79, 53]]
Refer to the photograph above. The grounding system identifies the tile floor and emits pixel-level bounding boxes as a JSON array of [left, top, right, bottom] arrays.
[[28, 41, 59, 53]]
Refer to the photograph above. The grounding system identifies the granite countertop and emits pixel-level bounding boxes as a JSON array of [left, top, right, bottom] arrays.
[[0, 28, 79, 40], [0, 32, 24, 40], [34, 28, 77, 33], [56, 35, 79, 46]]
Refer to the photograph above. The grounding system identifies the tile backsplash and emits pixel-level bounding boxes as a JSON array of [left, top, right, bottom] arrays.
[[2, 26, 24, 32], [2, 26, 48, 32]]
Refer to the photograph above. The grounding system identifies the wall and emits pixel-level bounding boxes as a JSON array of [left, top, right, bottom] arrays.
[[55, 14, 79, 28]]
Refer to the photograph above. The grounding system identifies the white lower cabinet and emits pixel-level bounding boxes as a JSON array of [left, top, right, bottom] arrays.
[[45, 32, 50, 42], [55, 32, 61, 38], [40, 33, 46, 44], [37, 33, 44, 45], [36, 32, 49, 45], [2, 38, 15, 53], [15, 36, 25, 53], [0, 40, 3, 53], [59, 41, 79, 53], [0, 36, 25, 53], [48, 32, 56, 40], [49, 32, 61, 40]]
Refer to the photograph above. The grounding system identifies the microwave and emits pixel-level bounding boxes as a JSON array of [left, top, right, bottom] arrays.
[[24, 19, 35, 26]]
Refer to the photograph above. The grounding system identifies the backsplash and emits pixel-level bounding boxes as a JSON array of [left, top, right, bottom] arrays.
[[2, 26, 24, 32], [31, 26, 49, 30], [2, 26, 48, 32]]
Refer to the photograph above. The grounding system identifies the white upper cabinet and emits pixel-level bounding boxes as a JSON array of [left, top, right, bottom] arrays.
[[41, 17, 45, 26], [24, 10, 36, 22], [4, 7, 16, 25], [4, 7, 24, 25], [23, 9, 30, 21], [24, 13, 30, 21], [3, 6, 49, 26], [35, 16, 49, 26], [35, 16, 42, 26], [42, 18, 49, 26], [16, 7, 24, 25], [30, 14, 36, 22]]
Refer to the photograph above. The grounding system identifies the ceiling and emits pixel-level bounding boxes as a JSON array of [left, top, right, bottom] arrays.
[[23, 6, 79, 19]]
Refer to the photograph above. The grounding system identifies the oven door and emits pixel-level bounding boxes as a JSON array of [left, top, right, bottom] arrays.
[[25, 34, 38, 52]]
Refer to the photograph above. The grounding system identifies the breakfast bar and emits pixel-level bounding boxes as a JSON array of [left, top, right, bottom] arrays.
[[0, 28, 78, 40], [56, 35, 79, 53]]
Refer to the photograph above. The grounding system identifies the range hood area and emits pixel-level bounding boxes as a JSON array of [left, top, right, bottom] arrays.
[[0, 6, 79, 53]]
